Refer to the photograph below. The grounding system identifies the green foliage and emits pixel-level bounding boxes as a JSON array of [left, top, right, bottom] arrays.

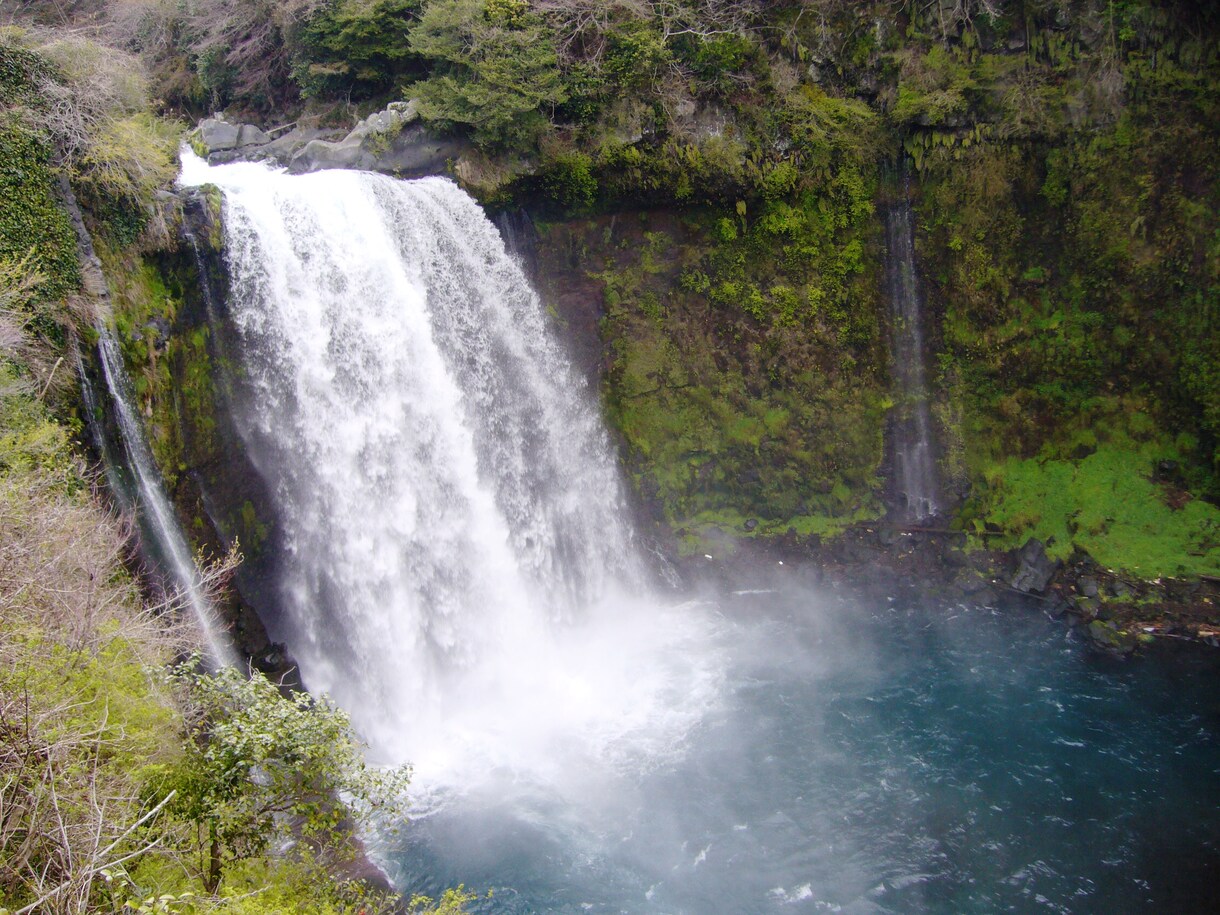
[[0, 119, 80, 303], [76, 112, 183, 247], [295, 0, 423, 100], [0, 40, 56, 108], [603, 21, 671, 90], [540, 149, 597, 210], [164, 663, 411, 892], [408, 0, 566, 149], [676, 32, 756, 95], [0, 363, 73, 479], [409, 885, 484, 914], [976, 442, 1219, 577]]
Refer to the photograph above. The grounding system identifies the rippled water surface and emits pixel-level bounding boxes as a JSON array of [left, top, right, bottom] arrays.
[[384, 579, 1220, 913]]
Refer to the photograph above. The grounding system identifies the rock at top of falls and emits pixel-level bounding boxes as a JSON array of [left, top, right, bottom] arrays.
[[177, 152, 649, 760]]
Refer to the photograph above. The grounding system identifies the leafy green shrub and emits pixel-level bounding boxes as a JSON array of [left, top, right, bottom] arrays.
[[0, 120, 80, 304], [540, 149, 597, 210], [165, 663, 411, 893], [603, 21, 670, 90], [675, 32, 756, 95], [408, 0, 566, 149], [295, 0, 423, 100]]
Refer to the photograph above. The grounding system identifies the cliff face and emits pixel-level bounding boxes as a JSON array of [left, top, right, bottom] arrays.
[[76, 0, 1218, 585], [504, 2, 1220, 574]]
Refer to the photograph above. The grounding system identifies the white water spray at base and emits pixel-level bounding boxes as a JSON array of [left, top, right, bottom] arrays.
[[177, 152, 723, 789]]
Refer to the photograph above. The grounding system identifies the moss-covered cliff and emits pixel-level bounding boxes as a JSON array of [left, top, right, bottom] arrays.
[[8, 0, 1219, 584], [496, 0, 1220, 576]]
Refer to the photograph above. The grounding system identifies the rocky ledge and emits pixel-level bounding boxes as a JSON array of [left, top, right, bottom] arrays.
[[193, 100, 467, 179], [677, 526, 1220, 659]]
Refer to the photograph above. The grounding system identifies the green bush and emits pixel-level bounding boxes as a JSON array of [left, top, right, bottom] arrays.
[[295, 0, 424, 100], [541, 149, 597, 210], [408, 0, 566, 149], [0, 119, 80, 303], [164, 663, 411, 893]]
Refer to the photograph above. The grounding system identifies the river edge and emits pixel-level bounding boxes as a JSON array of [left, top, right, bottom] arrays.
[[672, 526, 1220, 660]]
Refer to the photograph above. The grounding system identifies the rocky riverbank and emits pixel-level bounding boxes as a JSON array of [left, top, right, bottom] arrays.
[[675, 525, 1220, 658]]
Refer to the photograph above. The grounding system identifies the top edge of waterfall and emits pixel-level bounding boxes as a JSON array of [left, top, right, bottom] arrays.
[[178, 146, 449, 188]]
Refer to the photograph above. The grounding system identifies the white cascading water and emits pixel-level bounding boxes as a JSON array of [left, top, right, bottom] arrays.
[[177, 153, 721, 789], [883, 199, 942, 521], [91, 327, 238, 668]]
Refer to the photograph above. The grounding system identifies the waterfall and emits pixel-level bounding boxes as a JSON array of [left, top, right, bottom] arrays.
[[178, 153, 716, 773], [883, 193, 942, 521], [59, 160, 236, 670], [87, 327, 238, 668]]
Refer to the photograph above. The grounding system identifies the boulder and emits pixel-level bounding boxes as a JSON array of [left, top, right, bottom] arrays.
[[1085, 619, 1136, 656], [197, 117, 270, 155], [1072, 595, 1100, 619], [257, 125, 336, 162], [958, 572, 990, 594], [1047, 596, 1071, 619], [237, 124, 271, 147], [1076, 575, 1100, 598], [1010, 538, 1059, 593], [288, 121, 463, 177], [198, 117, 241, 152], [286, 100, 464, 177]]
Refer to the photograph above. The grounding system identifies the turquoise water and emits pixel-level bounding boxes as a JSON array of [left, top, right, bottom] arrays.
[[383, 576, 1220, 913]]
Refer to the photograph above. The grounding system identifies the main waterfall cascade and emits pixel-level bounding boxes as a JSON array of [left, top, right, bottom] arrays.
[[883, 197, 942, 521], [177, 151, 721, 775], [166, 154, 1220, 913]]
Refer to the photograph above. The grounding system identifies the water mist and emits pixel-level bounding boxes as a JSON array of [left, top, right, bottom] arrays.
[[176, 153, 1220, 914], [177, 151, 723, 787]]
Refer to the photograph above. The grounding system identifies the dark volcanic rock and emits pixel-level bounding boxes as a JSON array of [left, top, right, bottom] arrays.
[[1077, 575, 1100, 598], [1086, 619, 1137, 656], [1011, 538, 1059, 593], [198, 117, 270, 153]]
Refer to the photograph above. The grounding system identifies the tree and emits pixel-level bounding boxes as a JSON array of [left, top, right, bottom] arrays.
[[165, 663, 411, 894], [294, 0, 424, 100], [407, 0, 567, 149]]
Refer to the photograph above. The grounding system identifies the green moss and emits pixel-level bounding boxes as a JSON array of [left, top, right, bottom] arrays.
[[974, 441, 1219, 578], [0, 118, 80, 303], [564, 191, 887, 533]]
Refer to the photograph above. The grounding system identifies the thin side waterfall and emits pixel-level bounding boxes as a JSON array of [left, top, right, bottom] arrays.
[[177, 152, 718, 772], [883, 188, 942, 521], [59, 163, 236, 670], [89, 327, 238, 668]]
